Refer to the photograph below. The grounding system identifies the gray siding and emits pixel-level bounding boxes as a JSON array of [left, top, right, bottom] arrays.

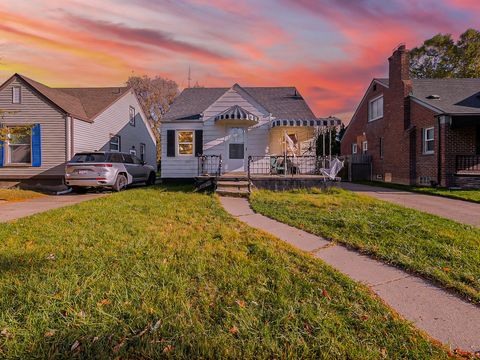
[[73, 91, 157, 167], [0, 77, 67, 178]]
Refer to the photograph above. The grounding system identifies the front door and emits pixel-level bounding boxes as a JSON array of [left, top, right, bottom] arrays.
[[226, 127, 246, 172]]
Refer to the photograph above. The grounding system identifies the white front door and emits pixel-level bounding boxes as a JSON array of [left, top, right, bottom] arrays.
[[225, 127, 246, 172]]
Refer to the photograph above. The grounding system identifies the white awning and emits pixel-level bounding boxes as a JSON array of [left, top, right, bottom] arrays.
[[215, 105, 259, 125]]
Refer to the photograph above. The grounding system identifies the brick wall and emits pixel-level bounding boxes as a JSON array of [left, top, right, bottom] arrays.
[[443, 124, 476, 186]]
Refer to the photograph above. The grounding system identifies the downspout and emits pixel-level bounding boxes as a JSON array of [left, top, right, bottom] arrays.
[[65, 116, 73, 161], [436, 115, 442, 187]]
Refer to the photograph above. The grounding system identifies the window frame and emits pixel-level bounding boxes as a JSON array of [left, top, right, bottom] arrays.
[[109, 135, 121, 152], [5, 125, 32, 165], [352, 143, 358, 155], [362, 140, 368, 154], [368, 95, 384, 122], [423, 127, 435, 155], [176, 130, 195, 157], [12, 86, 21, 104], [140, 143, 146, 162], [129, 106, 136, 127]]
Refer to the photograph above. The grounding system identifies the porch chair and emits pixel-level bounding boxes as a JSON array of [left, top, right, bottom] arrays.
[[320, 157, 344, 181], [270, 156, 286, 175]]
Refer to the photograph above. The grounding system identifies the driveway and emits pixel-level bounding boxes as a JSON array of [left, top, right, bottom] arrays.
[[0, 193, 105, 223], [340, 182, 480, 227]]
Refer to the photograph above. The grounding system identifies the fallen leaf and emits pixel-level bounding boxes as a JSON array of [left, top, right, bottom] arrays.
[[97, 299, 111, 306], [163, 345, 174, 353], [442, 267, 451, 272], [136, 325, 150, 338], [93, 336, 100, 343], [44, 330, 56, 337], [151, 320, 161, 332], [235, 300, 246, 308], [322, 289, 331, 299], [360, 315, 369, 321], [113, 337, 126, 353], [77, 310, 86, 318], [1, 329, 11, 338], [380, 348, 387, 358], [229, 326, 239, 335], [70, 340, 80, 351], [46, 253, 56, 261]]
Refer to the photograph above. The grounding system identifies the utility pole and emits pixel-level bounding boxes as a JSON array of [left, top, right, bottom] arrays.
[[188, 66, 191, 88]]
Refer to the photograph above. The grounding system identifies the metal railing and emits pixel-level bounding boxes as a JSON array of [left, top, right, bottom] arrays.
[[456, 155, 480, 173], [198, 155, 222, 176], [248, 155, 333, 178]]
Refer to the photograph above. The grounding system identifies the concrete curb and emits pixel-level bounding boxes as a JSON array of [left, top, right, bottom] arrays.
[[219, 196, 480, 353]]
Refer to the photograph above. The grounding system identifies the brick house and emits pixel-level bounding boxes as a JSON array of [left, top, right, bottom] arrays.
[[341, 45, 480, 188]]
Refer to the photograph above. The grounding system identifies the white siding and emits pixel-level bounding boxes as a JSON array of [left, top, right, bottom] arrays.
[[160, 121, 203, 178], [73, 91, 157, 167], [162, 87, 272, 178], [0, 77, 67, 179]]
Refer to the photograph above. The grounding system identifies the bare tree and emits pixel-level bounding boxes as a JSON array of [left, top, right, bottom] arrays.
[[127, 75, 179, 161]]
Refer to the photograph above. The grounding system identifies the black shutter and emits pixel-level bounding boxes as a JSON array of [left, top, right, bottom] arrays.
[[167, 130, 175, 157], [195, 130, 203, 157]]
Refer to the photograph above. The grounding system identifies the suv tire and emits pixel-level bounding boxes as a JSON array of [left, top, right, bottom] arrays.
[[113, 174, 127, 192], [146, 172, 156, 186]]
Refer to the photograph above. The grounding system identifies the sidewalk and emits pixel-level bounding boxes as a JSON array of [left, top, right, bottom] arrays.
[[340, 182, 480, 227], [220, 196, 480, 353], [0, 194, 105, 223]]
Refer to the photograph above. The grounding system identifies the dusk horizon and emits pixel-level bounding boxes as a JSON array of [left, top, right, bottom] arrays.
[[1, 0, 479, 121]]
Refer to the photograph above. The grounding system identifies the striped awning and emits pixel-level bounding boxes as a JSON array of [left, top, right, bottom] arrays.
[[214, 105, 259, 124], [271, 117, 342, 128]]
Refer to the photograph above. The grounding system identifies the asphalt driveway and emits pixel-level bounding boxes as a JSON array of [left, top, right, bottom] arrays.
[[340, 182, 480, 227], [0, 193, 105, 223]]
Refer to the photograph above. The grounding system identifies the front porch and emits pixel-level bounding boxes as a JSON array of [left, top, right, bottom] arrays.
[[454, 155, 480, 188]]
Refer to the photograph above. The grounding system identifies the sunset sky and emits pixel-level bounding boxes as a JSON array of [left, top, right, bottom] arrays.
[[0, 0, 479, 121]]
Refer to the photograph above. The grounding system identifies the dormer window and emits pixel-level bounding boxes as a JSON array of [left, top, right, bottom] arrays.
[[12, 86, 21, 104], [129, 106, 136, 126], [368, 95, 383, 122]]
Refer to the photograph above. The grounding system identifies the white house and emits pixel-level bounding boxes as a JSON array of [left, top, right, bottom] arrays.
[[161, 83, 339, 179], [0, 73, 156, 188]]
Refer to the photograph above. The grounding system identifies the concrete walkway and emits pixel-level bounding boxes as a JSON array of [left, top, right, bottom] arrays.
[[0, 194, 105, 223], [220, 196, 480, 353], [340, 182, 480, 227]]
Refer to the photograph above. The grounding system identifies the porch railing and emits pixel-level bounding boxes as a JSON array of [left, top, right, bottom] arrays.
[[248, 155, 332, 178], [456, 155, 480, 173], [198, 155, 222, 176]]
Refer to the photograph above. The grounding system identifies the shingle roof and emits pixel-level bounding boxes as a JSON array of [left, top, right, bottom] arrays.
[[15, 74, 129, 122], [164, 85, 317, 121], [374, 78, 389, 87], [411, 78, 480, 114]]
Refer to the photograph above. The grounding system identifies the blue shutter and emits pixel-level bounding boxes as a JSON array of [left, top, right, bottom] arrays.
[[31, 124, 42, 167], [0, 140, 4, 167]]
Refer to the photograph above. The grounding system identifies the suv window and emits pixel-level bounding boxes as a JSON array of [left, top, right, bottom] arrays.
[[122, 154, 134, 164], [107, 153, 123, 163], [132, 155, 142, 165], [70, 153, 106, 163]]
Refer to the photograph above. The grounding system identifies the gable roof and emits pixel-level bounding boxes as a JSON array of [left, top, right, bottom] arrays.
[[164, 85, 317, 121], [410, 78, 480, 115], [4, 74, 129, 122]]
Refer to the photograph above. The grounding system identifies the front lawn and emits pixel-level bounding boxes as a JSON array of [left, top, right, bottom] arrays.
[[250, 188, 480, 303], [0, 189, 45, 202], [358, 180, 480, 203], [0, 186, 448, 358]]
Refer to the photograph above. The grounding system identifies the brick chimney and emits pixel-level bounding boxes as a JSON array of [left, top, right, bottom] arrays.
[[388, 44, 410, 86]]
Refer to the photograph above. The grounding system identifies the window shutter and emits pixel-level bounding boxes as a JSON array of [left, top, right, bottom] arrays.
[[167, 130, 175, 157], [31, 124, 42, 167], [0, 140, 4, 167], [195, 130, 203, 157]]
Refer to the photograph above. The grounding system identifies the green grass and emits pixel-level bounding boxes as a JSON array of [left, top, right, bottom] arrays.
[[358, 180, 480, 203], [250, 188, 480, 303], [0, 186, 449, 359], [0, 189, 45, 202]]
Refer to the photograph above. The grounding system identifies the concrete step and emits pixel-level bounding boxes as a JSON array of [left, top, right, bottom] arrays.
[[217, 181, 250, 187], [216, 188, 250, 198]]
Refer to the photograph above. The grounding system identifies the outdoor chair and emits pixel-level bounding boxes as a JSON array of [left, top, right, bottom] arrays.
[[320, 158, 344, 181]]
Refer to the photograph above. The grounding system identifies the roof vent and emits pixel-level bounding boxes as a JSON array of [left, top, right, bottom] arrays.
[[426, 94, 440, 100]]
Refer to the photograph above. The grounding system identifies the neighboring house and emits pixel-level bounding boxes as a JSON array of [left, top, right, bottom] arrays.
[[341, 45, 480, 189], [0, 73, 156, 188], [160, 83, 339, 179]]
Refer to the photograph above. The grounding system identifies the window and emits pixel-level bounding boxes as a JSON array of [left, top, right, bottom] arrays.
[[122, 154, 133, 164], [7, 127, 31, 164], [362, 140, 368, 154], [109, 135, 121, 152], [352, 143, 358, 154], [368, 95, 383, 121], [12, 86, 21, 104], [177, 130, 194, 155], [379, 137, 384, 159], [108, 153, 123, 163], [423, 127, 434, 154], [71, 153, 106, 163], [129, 106, 135, 126], [140, 143, 146, 162]]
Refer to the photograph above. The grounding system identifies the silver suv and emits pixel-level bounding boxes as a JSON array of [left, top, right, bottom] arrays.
[[65, 152, 156, 192]]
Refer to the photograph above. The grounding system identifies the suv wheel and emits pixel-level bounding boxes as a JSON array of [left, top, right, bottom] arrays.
[[146, 172, 156, 186], [113, 174, 127, 192]]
